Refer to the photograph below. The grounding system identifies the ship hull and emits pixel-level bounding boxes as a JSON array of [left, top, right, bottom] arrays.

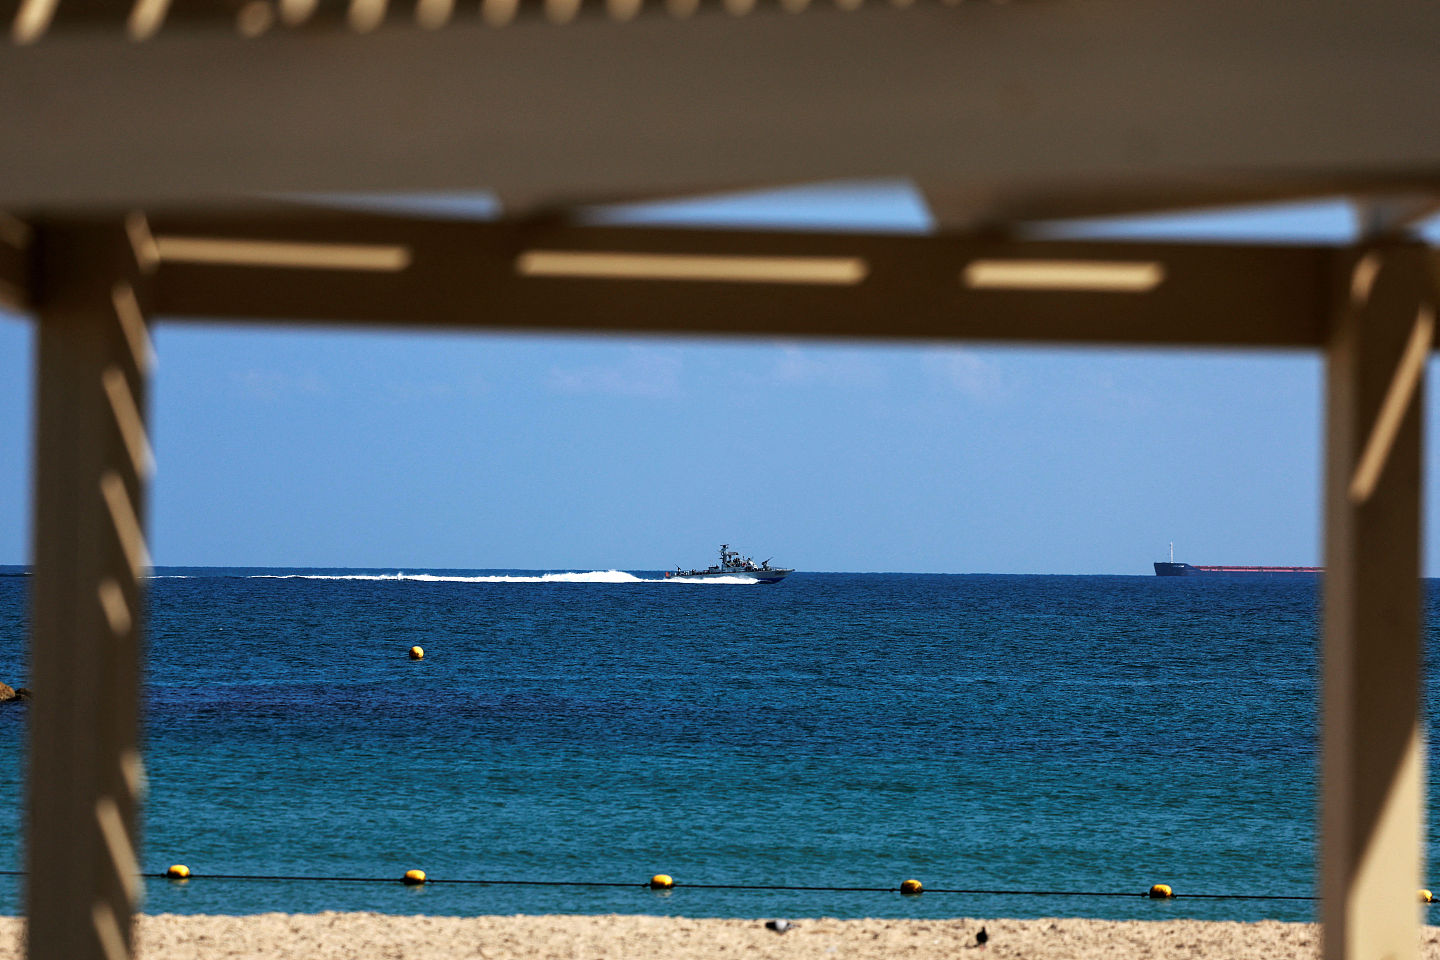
[[1155, 562, 1321, 577], [668, 569, 793, 583]]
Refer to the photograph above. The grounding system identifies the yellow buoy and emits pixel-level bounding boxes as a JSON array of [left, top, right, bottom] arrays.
[[1148, 883, 1174, 899], [403, 869, 427, 885], [649, 874, 674, 890], [409, 646, 424, 661], [166, 864, 190, 880], [1421, 889, 1434, 903], [900, 878, 923, 895]]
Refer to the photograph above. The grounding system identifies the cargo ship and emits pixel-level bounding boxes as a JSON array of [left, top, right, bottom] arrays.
[[1154, 543, 1321, 576]]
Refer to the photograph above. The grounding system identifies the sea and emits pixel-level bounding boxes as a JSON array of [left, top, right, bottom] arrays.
[[0, 567, 1434, 923]]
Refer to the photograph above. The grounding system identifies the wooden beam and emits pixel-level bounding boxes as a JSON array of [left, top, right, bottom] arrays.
[[142, 210, 1333, 346], [27, 217, 154, 960], [0, 2, 1438, 209], [1321, 243, 1431, 960]]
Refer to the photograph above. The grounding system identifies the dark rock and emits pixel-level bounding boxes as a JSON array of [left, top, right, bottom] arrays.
[[14, 688, 30, 701]]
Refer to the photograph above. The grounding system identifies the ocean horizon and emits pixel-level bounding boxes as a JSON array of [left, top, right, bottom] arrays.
[[0, 567, 1434, 922]]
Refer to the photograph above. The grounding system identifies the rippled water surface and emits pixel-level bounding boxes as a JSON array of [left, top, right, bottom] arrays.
[[0, 568, 1434, 921]]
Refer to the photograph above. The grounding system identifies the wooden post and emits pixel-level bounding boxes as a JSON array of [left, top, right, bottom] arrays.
[[1322, 243, 1433, 960], [27, 217, 156, 960]]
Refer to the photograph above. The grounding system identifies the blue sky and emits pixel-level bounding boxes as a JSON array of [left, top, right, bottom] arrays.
[[0, 186, 1436, 574]]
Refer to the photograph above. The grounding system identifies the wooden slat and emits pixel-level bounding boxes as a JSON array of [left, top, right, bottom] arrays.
[[142, 211, 1334, 346], [925, 183, 1440, 235], [0, 212, 33, 310], [28, 220, 152, 960], [1321, 244, 1430, 960], [1354, 196, 1440, 236], [0, 2, 1438, 209], [4, 0, 956, 36]]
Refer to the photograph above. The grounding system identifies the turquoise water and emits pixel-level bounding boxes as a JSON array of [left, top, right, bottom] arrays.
[[0, 568, 1432, 921]]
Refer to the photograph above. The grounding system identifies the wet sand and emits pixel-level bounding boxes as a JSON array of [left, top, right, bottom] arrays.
[[2, 913, 1439, 959]]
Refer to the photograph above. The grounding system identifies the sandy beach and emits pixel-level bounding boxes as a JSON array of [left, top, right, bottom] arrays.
[[0, 913, 1436, 960]]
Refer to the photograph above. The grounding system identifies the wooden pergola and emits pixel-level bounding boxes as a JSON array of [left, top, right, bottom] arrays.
[[3, 1, 1439, 959]]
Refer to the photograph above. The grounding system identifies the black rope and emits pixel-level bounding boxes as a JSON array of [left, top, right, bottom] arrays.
[[928, 889, 1318, 901], [117, 872, 1339, 900], [0, 868, 1352, 901]]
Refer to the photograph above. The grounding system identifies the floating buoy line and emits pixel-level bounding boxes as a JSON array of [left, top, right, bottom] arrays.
[[0, 867, 1426, 902], [0, 867, 1389, 901], [4, 866, 1431, 903]]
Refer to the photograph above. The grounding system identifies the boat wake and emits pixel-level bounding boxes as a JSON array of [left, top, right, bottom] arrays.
[[248, 570, 759, 585]]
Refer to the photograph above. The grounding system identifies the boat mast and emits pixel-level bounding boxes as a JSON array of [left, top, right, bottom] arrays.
[[1169, 542, 1174, 563]]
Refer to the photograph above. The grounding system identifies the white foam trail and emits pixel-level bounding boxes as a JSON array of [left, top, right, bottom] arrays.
[[663, 576, 761, 585], [247, 570, 759, 585]]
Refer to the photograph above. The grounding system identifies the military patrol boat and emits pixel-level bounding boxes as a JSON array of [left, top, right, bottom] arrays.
[[665, 545, 793, 583]]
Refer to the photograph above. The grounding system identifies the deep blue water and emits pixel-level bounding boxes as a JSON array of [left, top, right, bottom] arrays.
[[0, 568, 1433, 922]]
